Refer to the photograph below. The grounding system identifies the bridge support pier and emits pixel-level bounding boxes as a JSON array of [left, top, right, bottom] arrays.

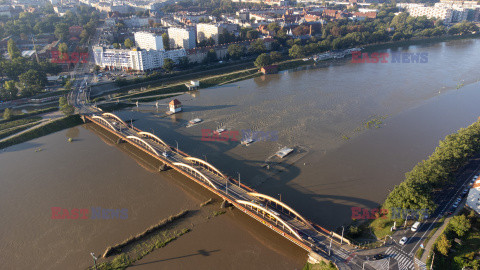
[[221, 200, 231, 208], [158, 164, 170, 171], [116, 138, 124, 144]]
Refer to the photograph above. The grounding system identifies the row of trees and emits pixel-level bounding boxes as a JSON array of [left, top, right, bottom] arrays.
[[384, 120, 480, 215]]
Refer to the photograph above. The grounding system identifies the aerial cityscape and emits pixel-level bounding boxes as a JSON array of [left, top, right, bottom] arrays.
[[0, 0, 480, 269]]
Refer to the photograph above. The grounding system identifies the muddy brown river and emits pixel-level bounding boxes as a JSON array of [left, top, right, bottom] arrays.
[[1, 38, 480, 269]]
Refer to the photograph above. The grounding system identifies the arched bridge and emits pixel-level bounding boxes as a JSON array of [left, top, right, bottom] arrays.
[[126, 135, 160, 156], [172, 162, 218, 190], [185, 157, 228, 179], [84, 112, 338, 266], [236, 199, 303, 241], [248, 192, 314, 230], [102, 112, 129, 128]]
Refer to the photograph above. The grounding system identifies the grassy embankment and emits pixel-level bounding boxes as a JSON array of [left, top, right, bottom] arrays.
[[0, 114, 82, 149], [303, 261, 337, 270], [0, 117, 43, 140], [94, 198, 226, 270]]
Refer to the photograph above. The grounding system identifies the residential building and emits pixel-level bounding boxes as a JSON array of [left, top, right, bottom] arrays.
[[408, 6, 454, 23], [466, 178, 480, 215], [168, 26, 196, 50], [196, 23, 238, 44], [93, 46, 186, 71], [134, 31, 164, 51]]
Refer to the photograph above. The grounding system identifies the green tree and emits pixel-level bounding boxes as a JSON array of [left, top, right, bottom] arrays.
[[58, 42, 68, 61], [249, 39, 266, 54], [54, 23, 69, 41], [162, 33, 170, 50], [436, 234, 451, 256], [59, 96, 68, 107], [4, 80, 18, 99], [112, 43, 120, 49], [163, 58, 175, 72], [227, 44, 244, 60], [289, 44, 306, 58], [3, 108, 11, 120], [449, 215, 471, 237], [205, 49, 217, 63], [124, 38, 134, 49], [254, 53, 271, 68], [269, 51, 282, 63], [61, 104, 75, 115], [19, 69, 47, 96], [7, 39, 21, 59], [64, 80, 72, 91]]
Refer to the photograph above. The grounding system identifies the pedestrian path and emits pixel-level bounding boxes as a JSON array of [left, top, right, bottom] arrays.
[[385, 247, 415, 270], [415, 258, 427, 270]]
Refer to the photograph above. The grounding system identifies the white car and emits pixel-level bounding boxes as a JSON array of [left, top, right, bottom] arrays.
[[399, 237, 408, 245]]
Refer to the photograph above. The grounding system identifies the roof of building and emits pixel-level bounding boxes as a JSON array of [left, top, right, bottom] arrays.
[[169, 99, 181, 105], [473, 179, 480, 189]]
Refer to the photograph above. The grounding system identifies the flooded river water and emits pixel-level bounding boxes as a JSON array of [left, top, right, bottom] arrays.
[[1, 37, 480, 269]]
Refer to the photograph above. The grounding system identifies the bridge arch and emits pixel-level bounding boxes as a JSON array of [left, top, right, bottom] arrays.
[[172, 162, 218, 190], [126, 136, 159, 156], [138, 132, 169, 147], [236, 199, 303, 241], [184, 157, 228, 179], [248, 192, 314, 230], [102, 112, 129, 128], [92, 115, 117, 132]]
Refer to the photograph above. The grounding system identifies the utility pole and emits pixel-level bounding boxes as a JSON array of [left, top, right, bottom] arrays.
[[225, 180, 228, 195]]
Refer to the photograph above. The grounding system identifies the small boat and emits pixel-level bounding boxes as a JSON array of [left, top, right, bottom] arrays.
[[241, 138, 254, 145], [276, 147, 294, 158], [214, 128, 226, 134], [188, 118, 202, 125]]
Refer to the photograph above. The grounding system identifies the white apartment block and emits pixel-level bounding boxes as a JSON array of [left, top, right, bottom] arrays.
[[134, 31, 164, 51], [408, 6, 454, 23], [93, 46, 186, 71], [168, 27, 196, 50], [197, 23, 222, 44], [196, 23, 238, 44]]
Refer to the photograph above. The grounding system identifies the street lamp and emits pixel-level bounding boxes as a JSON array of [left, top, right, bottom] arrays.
[[175, 140, 179, 153], [237, 172, 241, 187], [90, 252, 98, 270], [278, 194, 282, 202], [341, 226, 344, 245]]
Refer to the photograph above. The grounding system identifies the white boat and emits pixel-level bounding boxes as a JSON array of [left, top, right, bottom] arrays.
[[214, 128, 226, 134], [188, 118, 202, 125], [241, 138, 254, 145], [276, 147, 294, 158]]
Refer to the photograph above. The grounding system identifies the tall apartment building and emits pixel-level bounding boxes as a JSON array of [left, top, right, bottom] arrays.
[[134, 31, 164, 51], [196, 23, 238, 44], [168, 26, 196, 50], [408, 6, 454, 23]]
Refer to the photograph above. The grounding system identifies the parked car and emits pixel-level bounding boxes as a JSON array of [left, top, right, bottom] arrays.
[[399, 237, 408, 245], [462, 188, 469, 195]]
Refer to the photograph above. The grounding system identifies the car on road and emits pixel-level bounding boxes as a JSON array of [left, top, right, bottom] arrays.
[[462, 188, 469, 195], [399, 237, 408, 245], [411, 221, 421, 232], [373, 254, 385, 260]]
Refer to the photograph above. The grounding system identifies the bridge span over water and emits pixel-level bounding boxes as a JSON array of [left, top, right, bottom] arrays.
[[84, 112, 350, 267]]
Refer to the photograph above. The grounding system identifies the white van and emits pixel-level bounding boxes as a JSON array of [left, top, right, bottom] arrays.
[[411, 221, 421, 232]]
